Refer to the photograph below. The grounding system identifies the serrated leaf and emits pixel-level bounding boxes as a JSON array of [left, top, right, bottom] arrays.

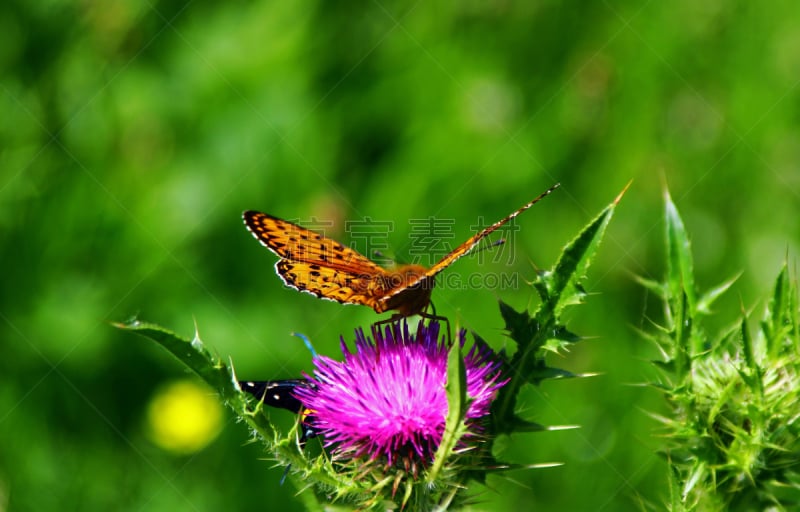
[[499, 300, 539, 348], [739, 316, 765, 400], [764, 262, 795, 358], [545, 183, 627, 317], [664, 189, 697, 315], [492, 186, 624, 434], [771, 263, 789, 324], [114, 319, 238, 401], [740, 317, 755, 371], [115, 320, 291, 466]]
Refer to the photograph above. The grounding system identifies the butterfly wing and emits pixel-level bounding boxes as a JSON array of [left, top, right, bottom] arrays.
[[376, 183, 560, 309], [239, 379, 308, 412], [244, 211, 392, 310], [239, 379, 318, 443], [243, 211, 385, 273], [275, 259, 386, 309]]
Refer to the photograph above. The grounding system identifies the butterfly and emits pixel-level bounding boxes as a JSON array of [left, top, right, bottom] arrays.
[[239, 379, 318, 443], [243, 183, 559, 318]]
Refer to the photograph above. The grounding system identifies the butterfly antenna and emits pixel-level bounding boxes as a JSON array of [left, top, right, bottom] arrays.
[[291, 332, 317, 358], [468, 237, 506, 258]]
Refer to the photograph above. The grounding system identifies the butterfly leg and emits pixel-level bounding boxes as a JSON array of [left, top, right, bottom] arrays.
[[372, 310, 452, 343], [372, 315, 402, 333], [371, 314, 429, 341], [416, 302, 452, 343]]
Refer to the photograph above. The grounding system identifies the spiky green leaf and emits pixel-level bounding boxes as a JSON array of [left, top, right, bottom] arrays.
[[114, 319, 333, 493], [664, 189, 697, 315], [491, 185, 626, 434], [762, 262, 800, 358], [641, 190, 800, 511], [114, 319, 239, 402], [545, 183, 627, 318]]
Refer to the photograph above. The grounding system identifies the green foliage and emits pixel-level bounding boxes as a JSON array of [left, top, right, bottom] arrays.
[[114, 321, 241, 403], [6, 1, 800, 510], [492, 184, 626, 434], [642, 191, 800, 511]]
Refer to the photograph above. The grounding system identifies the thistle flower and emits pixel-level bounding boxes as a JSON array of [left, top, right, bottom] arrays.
[[293, 320, 507, 466]]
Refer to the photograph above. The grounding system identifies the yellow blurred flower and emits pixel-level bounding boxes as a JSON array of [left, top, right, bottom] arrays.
[[146, 379, 223, 454]]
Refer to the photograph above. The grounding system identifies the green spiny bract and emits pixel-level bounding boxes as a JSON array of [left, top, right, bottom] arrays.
[[642, 190, 800, 511]]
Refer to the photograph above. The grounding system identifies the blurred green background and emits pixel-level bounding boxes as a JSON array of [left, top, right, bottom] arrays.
[[2, 1, 799, 510]]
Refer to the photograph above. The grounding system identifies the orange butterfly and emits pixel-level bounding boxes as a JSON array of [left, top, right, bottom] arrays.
[[244, 183, 559, 318]]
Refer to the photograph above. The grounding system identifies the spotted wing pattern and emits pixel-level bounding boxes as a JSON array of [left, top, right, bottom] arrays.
[[239, 379, 308, 413], [275, 259, 382, 307], [243, 211, 390, 308], [239, 379, 318, 443]]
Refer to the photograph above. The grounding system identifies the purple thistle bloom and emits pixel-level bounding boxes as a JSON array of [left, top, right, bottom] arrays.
[[293, 321, 507, 464]]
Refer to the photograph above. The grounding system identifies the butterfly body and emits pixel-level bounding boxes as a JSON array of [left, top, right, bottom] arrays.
[[243, 183, 559, 317], [375, 267, 433, 316]]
